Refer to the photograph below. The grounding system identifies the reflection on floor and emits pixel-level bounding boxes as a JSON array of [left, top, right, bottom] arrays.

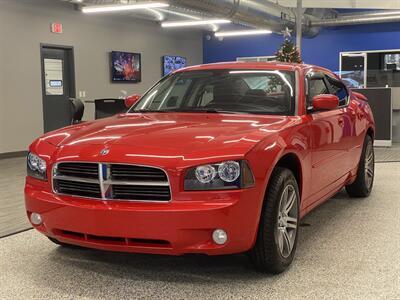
[[0, 157, 29, 237], [375, 143, 400, 162], [0, 162, 399, 299]]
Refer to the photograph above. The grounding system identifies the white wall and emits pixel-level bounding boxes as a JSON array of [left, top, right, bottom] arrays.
[[0, 0, 203, 154]]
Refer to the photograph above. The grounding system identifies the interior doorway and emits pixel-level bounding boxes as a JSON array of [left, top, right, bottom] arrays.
[[340, 52, 367, 88], [40, 44, 76, 133]]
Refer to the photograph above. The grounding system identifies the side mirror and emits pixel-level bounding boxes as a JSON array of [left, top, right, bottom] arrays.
[[312, 94, 339, 111], [124, 94, 141, 109]]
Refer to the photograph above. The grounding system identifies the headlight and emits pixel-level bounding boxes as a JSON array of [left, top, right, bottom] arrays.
[[184, 160, 255, 191], [27, 152, 47, 181], [195, 165, 217, 183]]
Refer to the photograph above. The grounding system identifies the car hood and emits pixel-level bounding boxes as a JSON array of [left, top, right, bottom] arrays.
[[40, 113, 296, 160]]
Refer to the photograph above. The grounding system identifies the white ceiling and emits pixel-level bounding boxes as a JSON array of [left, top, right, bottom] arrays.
[[270, 0, 400, 9]]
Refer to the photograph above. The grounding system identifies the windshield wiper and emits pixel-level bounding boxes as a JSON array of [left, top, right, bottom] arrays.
[[134, 108, 243, 114], [192, 109, 243, 114], [134, 109, 170, 113]]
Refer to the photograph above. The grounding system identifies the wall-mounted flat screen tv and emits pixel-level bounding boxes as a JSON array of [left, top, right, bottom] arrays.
[[111, 51, 141, 83], [162, 55, 187, 76]]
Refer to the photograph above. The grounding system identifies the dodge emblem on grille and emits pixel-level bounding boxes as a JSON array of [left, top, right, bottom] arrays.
[[100, 148, 110, 156]]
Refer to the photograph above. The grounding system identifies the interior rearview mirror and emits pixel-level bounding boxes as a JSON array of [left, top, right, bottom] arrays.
[[124, 94, 141, 109], [312, 94, 339, 111]]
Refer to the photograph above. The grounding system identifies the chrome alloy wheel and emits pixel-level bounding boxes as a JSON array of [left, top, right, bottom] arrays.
[[364, 141, 374, 191], [276, 184, 298, 258]]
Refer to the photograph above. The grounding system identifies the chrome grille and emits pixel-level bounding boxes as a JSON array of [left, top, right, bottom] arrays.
[[53, 162, 171, 202]]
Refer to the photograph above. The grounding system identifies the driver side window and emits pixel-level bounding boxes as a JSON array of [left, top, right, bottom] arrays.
[[307, 78, 329, 109], [325, 76, 349, 107]]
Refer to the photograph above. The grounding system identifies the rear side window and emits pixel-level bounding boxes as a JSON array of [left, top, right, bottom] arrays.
[[326, 76, 348, 106]]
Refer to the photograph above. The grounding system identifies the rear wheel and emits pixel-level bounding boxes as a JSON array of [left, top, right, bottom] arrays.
[[346, 135, 374, 197], [249, 167, 299, 273]]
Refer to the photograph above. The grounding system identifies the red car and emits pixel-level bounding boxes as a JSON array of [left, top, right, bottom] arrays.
[[25, 62, 375, 273]]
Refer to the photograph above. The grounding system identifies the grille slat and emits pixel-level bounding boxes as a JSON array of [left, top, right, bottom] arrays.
[[57, 182, 100, 190], [53, 162, 170, 202], [110, 174, 167, 180], [113, 184, 171, 201], [112, 185, 169, 190], [57, 183, 101, 192], [54, 179, 102, 198], [111, 165, 168, 181], [57, 163, 99, 179]]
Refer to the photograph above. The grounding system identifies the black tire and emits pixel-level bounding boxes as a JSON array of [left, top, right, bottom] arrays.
[[249, 167, 300, 273], [346, 135, 374, 198]]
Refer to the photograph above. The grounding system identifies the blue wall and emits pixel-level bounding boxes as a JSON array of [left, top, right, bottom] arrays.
[[203, 23, 400, 72]]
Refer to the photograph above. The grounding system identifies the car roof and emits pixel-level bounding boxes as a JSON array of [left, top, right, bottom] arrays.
[[176, 61, 318, 73]]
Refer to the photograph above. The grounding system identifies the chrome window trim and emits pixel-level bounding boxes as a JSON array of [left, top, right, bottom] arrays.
[[295, 69, 300, 116], [52, 161, 172, 203]]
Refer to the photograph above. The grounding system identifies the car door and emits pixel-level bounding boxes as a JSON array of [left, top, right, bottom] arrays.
[[306, 72, 349, 197], [324, 74, 358, 172]]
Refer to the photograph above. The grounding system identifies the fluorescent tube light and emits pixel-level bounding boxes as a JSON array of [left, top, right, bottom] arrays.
[[215, 29, 272, 37], [82, 2, 169, 14], [161, 19, 231, 28]]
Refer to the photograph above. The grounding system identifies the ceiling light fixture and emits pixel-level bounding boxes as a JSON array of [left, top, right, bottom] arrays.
[[82, 2, 169, 14], [215, 29, 272, 37], [161, 19, 231, 28]]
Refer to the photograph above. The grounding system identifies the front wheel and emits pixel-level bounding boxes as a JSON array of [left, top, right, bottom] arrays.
[[249, 167, 300, 273], [346, 135, 375, 197]]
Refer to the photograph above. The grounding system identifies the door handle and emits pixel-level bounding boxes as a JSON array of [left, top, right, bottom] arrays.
[[338, 118, 344, 127]]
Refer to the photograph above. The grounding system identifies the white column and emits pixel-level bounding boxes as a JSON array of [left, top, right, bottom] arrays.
[[296, 0, 302, 55]]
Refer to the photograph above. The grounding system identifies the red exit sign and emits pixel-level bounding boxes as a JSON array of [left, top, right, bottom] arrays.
[[51, 22, 63, 34]]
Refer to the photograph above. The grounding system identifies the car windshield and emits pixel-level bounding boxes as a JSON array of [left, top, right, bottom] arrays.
[[129, 69, 296, 115]]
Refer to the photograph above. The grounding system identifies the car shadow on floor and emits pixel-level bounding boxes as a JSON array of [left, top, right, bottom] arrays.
[[41, 188, 368, 287]]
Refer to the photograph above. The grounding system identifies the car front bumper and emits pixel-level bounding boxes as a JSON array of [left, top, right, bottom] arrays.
[[25, 178, 263, 255]]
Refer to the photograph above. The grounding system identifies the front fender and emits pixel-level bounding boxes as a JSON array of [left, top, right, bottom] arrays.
[[244, 119, 312, 218]]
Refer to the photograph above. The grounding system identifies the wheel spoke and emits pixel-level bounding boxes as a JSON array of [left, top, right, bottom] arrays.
[[366, 152, 373, 164], [283, 229, 292, 254], [281, 188, 289, 212], [286, 216, 297, 230], [285, 190, 296, 214], [277, 227, 284, 253], [366, 167, 373, 178]]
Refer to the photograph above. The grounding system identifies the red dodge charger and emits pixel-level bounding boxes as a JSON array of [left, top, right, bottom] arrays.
[[25, 62, 375, 273]]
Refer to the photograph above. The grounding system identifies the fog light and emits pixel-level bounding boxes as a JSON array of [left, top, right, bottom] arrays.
[[30, 212, 42, 225], [212, 229, 227, 245]]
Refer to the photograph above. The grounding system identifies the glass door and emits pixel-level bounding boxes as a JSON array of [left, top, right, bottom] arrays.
[[340, 53, 367, 88]]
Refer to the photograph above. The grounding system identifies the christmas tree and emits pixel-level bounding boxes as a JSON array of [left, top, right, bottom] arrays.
[[275, 28, 302, 63]]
